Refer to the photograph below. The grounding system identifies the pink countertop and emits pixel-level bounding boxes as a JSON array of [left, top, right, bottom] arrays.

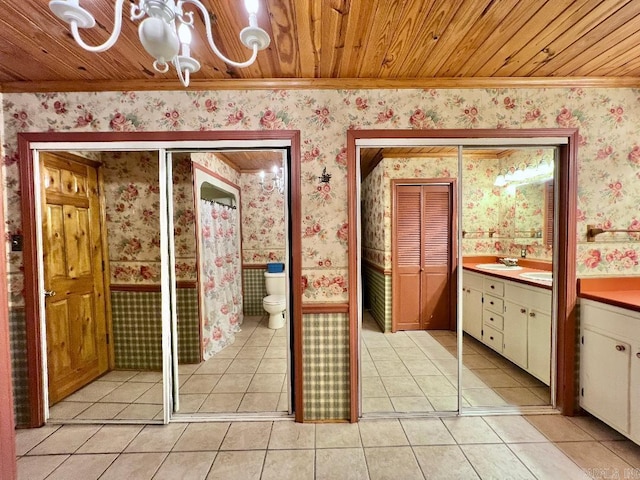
[[578, 277, 640, 313]]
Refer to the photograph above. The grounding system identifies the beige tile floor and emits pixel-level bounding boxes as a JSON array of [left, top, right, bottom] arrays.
[[361, 311, 549, 414], [16, 414, 640, 479], [49, 316, 289, 421]]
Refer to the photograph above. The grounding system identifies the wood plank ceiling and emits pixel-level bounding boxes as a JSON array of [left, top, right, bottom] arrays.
[[2, 0, 640, 92]]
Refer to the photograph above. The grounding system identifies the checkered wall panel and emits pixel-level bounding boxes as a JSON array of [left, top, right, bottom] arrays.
[[176, 287, 201, 364], [9, 308, 29, 426], [243, 268, 267, 316], [303, 312, 350, 421], [111, 291, 163, 370], [362, 265, 392, 332]]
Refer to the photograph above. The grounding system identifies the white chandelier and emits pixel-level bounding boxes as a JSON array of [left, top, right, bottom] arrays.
[[259, 166, 284, 194], [48, 0, 271, 87]]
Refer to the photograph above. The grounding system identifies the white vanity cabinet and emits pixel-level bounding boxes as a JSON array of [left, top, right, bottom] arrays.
[[580, 299, 640, 443], [503, 282, 552, 385], [462, 269, 552, 385], [462, 271, 483, 341]]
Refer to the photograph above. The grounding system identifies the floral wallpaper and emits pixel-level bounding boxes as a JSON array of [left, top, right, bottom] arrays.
[[101, 151, 197, 284], [102, 151, 162, 284], [3, 87, 640, 309], [240, 172, 286, 264]]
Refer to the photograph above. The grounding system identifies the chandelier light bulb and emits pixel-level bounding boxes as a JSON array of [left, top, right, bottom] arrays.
[[244, 0, 260, 15], [177, 22, 192, 45]]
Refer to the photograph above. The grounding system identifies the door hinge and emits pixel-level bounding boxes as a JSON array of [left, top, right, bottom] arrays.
[[581, 387, 584, 396], [106, 333, 110, 345], [102, 260, 105, 272], [481, 296, 484, 303], [581, 335, 584, 345]]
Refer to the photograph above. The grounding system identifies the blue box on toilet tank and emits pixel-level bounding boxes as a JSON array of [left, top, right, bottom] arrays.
[[267, 262, 285, 273]]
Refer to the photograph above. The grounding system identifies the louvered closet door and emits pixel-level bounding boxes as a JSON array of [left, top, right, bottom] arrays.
[[392, 184, 452, 331], [421, 185, 451, 329], [393, 186, 423, 330]]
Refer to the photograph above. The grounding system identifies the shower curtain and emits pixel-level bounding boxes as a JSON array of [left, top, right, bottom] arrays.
[[199, 200, 243, 360]]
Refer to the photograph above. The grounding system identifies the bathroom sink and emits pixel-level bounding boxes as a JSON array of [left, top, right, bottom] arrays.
[[475, 263, 523, 271], [519, 272, 553, 282]]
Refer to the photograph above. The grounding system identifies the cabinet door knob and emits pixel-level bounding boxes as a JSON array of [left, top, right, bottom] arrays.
[[489, 317, 494, 322], [490, 301, 494, 305], [490, 285, 495, 289], [616, 345, 626, 352], [520, 308, 526, 314], [529, 312, 536, 317], [636, 352, 640, 359], [489, 336, 494, 340]]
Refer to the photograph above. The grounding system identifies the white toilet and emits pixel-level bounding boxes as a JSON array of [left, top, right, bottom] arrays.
[[263, 271, 286, 329]]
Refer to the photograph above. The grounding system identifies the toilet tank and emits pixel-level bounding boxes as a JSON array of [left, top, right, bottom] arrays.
[[264, 271, 286, 295]]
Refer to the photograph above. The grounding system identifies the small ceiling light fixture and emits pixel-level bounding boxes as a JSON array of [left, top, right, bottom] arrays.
[[259, 165, 284, 194], [48, 0, 271, 87]]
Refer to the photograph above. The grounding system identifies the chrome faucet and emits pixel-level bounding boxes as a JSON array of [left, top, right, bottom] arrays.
[[499, 257, 519, 267]]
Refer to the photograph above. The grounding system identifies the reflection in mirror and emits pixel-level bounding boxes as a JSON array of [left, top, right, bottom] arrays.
[[48, 150, 164, 423], [173, 150, 290, 416], [461, 147, 554, 409], [360, 147, 460, 415]]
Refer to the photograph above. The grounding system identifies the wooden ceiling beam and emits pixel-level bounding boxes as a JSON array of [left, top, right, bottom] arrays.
[[3, 76, 640, 93]]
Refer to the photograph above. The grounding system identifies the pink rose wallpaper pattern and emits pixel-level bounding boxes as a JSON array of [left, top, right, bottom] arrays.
[[3, 87, 640, 305]]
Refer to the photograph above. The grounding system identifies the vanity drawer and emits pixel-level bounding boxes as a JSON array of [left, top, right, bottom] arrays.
[[483, 325, 503, 353], [483, 309, 504, 330], [484, 294, 504, 313], [483, 278, 505, 296]]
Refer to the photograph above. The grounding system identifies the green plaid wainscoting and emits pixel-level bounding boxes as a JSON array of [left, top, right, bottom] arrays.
[[362, 264, 392, 332], [176, 287, 201, 364], [112, 288, 201, 369], [111, 291, 163, 370], [303, 312, 350, 421], [9, 307, 29, 426], [242, 267, 267, 316]]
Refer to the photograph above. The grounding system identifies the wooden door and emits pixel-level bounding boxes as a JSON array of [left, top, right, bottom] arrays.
[[392, 183, 452, 331], [421, 185, 451, 330], [41, 152, 109, 405]]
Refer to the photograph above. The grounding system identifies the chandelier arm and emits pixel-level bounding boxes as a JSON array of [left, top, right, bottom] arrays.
[[68, 0, 127, 53], [182, 0, 260, 68], [174, 57, 190, 88]]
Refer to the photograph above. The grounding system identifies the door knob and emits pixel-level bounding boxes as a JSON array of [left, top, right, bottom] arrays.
[[615, 345, 626, 352], [44, 290, 56, 298]]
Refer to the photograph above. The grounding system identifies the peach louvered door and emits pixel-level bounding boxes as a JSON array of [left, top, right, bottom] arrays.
[[392, 184, 452, 331], [41, 152, 109, 405]]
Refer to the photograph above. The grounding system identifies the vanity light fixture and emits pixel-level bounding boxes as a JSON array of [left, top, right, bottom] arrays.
[[259, 165, 284, 194], [494, 158, 554, 187], [48, 0, 271, 87]]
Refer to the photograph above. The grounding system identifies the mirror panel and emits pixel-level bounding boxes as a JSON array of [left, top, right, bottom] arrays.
[[47, 150, 164, 423], [461, 146, 554, 409], [172, 150, 291, 417], [360, 147, 459, 414]]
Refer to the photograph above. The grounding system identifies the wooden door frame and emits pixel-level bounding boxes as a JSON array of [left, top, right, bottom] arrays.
[[390, 178, 458, 333], [18, 130, 303, 427], [0, 142, 17, 477], [348, 128, 578, 421]]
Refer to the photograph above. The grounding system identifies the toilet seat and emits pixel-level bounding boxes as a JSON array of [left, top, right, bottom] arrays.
[[263, 294, 286, 305]]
